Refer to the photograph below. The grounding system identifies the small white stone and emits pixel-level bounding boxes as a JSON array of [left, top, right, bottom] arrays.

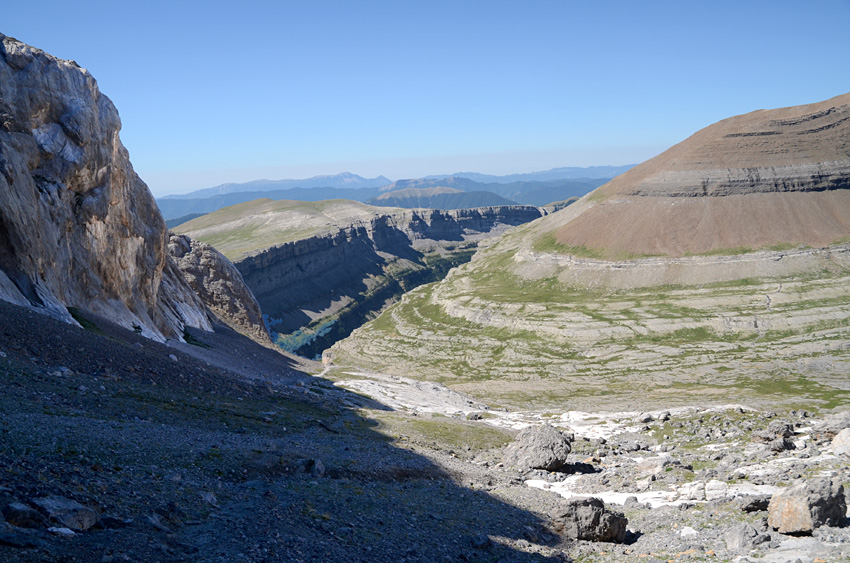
[[48, 526, 76, 538], [679, 526, 699, 538]]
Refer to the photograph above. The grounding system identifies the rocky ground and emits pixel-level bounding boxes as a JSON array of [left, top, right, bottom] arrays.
[[1, 300, 848, 562]]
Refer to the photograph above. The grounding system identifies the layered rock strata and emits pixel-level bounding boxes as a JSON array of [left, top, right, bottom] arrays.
[[233, 205, 543, 357], [0, 33, 211, 340], [551, 92, 850, 257]]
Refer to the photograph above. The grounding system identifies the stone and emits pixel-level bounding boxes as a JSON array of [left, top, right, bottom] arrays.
[[309, 459, 326, 478], [767, 479, 846, 535], [550, 497, 628, 543], [724, 523, 759, 551], [678, 482, 706, 502], [47, 526, 76, 538], [503, 424, 574, 472], [31, 496, 99, 531], [678, 526, 699, 538], [705, 480, 729, 501], [737, 495, 771, 513], [831, 428, 850, 456], [2, 502, 46, 528]]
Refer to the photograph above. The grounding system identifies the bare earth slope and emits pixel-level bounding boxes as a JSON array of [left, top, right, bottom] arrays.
[[552, 92, 850, 257]]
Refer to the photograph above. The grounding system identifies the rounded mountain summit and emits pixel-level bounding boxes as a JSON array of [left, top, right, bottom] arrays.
[[540, 92, 850, 259]]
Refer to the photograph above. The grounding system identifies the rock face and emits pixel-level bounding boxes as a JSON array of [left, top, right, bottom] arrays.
[[192, 202, 544, 357], [767, 479, 846, 535], [0, 33, 210, 341], [503, 424, 573, 472], [550, 497, 627, 543], [168, 234, 270, 345], [551, 92, 850, 258]]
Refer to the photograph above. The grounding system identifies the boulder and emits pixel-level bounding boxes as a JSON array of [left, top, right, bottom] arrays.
[[767, 479, 846, 535], [832, 428, 850, 456], [724, 523, 758, 551], [550, 497, 627, 543], [2, 502, 46, 528], [503, 424, 573, 472], [31, 496, 99, 531]]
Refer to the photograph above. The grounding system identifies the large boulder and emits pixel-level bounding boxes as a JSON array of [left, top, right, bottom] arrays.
[[767, 479, 846, 535], [31, 496, 99, 531], [832, 428, 850, 456], [550, 497, 628, 543], [503, 424, 573, 472]]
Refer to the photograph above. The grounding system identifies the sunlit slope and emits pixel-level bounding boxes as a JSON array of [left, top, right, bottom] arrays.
[[330, 94, 850, 410], [174, 198, 398, 260], [546, 92, 850, 259]]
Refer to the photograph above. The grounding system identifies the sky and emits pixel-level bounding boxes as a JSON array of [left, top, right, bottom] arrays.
[[4, 1, 850, 196]]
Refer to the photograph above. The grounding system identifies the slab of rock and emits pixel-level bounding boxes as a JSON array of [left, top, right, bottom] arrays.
[[767, 479, 846, 535], [31, 496, 99, 531], [503, 424, 573, 472], [832, 428, 850, 456], [550, 497, 627, 543], [2, 502, 46, 528]]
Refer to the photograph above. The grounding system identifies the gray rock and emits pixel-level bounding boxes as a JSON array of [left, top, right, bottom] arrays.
[[737, 495, 771, 513], [831, 428, 850, 456], [309, 459, 326, 478], [550, 497, 628, 543], [31, 496, 99, 531], [767, 478, 846, 535], [2, 502, 46, 528], [503, 424, 573, 472], [47, 526, 75, 538], [724, 522, 759, 552]]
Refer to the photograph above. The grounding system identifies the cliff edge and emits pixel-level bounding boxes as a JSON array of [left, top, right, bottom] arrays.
[[0, 33, 213, 340]]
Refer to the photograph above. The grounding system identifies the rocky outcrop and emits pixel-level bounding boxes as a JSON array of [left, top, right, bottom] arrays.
[[0, 33, 211, 341], [168, 234, 271, 345]]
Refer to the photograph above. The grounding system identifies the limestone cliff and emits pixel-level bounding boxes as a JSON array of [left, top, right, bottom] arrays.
[[168, 234, 271, 345], [228, 205, 544, 357], [0, 33, 211, 340]]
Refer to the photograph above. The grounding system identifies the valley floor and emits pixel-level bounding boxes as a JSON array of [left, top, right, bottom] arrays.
[[0, 301, 848, 562]]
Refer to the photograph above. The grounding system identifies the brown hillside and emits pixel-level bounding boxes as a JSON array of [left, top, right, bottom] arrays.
[[554, 93, 850, 257]]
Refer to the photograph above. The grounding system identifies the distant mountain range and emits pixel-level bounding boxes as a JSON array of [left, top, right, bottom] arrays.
[[156, 166, 634, 220], [367, 187, 517, 209], [161, 172, 393, 200], [423, 165, 635, 184]]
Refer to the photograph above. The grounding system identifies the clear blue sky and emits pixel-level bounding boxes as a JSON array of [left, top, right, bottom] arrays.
[[4, 1, 849, 196]]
